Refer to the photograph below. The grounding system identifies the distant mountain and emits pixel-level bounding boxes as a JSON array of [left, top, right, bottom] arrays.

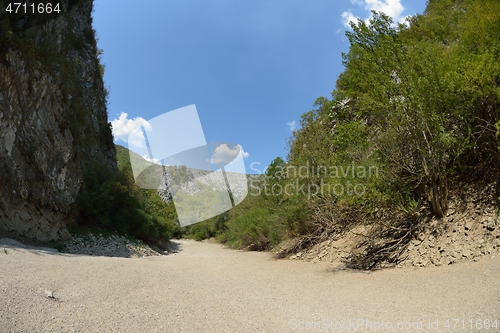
[[115, 144, 248, 206]]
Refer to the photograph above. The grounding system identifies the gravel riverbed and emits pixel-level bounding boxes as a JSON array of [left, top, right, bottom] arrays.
[[1, 238, 499, 332]]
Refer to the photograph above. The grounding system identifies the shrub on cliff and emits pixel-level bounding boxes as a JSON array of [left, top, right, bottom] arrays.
[[76, 158, 178, 244]]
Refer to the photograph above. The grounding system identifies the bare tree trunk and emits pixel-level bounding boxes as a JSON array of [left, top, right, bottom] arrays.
[[429, 174, 448, 218]]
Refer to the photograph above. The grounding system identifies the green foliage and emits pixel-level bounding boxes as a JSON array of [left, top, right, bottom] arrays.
[[306, 4, 497, 217], [348, 16, 455, 215], [76, 147, 179, 244], [222, 206, 282, 250], [185, 213, 228, 241], [287, 97, 334, 168], [280, 0, 500, 254], [182, 169, 311, 250]]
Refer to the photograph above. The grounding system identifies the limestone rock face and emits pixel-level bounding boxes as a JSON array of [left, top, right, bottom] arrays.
[[0, 0, 116, 241]]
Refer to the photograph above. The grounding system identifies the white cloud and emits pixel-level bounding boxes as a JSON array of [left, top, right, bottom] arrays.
[[367, 0, 404, 21], [241, 148, 250, 159], [110, 112, 151, 149], [142, 155, 162, 165], [341, 11, 359, 28], [341, 0, 405, 28], [286, 121, 296, 132], [212, 144, 249, 164]]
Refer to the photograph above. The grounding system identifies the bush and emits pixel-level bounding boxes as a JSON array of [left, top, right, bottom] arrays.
[[76, 161, 178, 244], [222, 206, 283, 250], [184, 212, 228, 241]]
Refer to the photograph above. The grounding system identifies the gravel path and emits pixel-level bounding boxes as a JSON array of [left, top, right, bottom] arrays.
[[1, 238, 499, 332]]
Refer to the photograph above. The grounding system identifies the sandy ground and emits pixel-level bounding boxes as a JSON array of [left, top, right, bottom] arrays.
[[1, 238, 499, 333]]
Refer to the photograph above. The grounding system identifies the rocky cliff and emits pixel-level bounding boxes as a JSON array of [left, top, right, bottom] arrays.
[[0, 0, 116, 241]]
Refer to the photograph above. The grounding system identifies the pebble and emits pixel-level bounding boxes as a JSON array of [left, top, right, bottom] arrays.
[[60, 233, 162, 258]]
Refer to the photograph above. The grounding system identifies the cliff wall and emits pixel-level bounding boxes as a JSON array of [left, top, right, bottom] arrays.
[[0, 0, 116, 241]]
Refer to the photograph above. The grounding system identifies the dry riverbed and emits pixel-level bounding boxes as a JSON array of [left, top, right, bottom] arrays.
[[1, 237, 499, 332]]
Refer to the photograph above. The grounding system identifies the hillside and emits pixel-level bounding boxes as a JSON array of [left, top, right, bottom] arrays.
[[185, 0, 500, 269]]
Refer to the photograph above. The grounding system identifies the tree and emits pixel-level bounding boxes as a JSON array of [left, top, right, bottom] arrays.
[[338, 12, 470, 217]]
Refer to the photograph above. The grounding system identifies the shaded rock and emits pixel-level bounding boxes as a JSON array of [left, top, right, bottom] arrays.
[[0, 0, 116, 241], [58, 229, 72, 241]]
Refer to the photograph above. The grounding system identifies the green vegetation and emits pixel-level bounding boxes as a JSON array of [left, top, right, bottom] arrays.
[[184, 162, 312, 250], [184, 0, 500, 267], [76, 145, 180, 244]]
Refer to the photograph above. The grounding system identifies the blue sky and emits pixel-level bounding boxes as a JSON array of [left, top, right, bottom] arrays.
[[93, 0, 427, 174]]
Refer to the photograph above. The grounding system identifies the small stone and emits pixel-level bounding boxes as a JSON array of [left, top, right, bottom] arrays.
[[59, 228, 72, 241], [486, 221, 496, 231], [45, 290, 55, 299]]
